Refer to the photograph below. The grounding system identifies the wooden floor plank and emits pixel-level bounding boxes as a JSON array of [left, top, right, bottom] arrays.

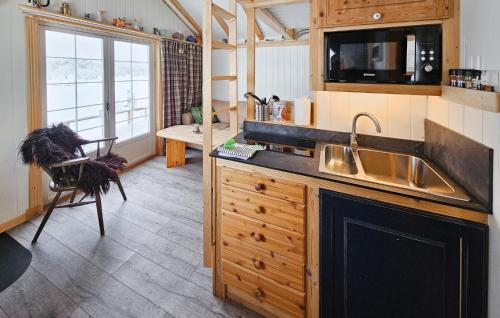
[[1, 151, 258, 318], [0, 267, 80, 318]]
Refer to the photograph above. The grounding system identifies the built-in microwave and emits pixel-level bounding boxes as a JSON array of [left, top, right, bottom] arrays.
[[324, 25, 442, 84]]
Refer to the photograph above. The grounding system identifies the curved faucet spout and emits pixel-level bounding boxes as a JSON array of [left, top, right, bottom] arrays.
[[350, 112, 382, 150]]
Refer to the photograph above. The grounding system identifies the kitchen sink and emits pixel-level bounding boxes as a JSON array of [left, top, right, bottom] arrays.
[[357, 149, 454, 194], [319, 144, 470, 201], [321, 144, 358, 175]]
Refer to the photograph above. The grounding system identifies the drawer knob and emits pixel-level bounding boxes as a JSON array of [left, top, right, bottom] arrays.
[[372, 12, 382, 20], [255, 206, 266, 214], [253, 258, 264, 269], [254, 288, 264, 299], [252, 233, 264, 242], [255, 183, 265, 191], [319, 11, 324, 18]]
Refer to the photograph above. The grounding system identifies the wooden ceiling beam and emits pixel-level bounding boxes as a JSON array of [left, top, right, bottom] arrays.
[[161, 0, 202, 37], [255, 20, 265, 41], [240, 3, 265, 41], [214, 15, 229, 35], [255, 8, 292, 40]]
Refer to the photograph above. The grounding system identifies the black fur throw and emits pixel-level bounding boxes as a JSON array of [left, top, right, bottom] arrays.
[[19, 124, 127, 196]]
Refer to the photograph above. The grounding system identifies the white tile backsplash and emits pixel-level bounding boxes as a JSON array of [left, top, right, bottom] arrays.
[[315, 91, 428, 141], [463, 106, 484, 143]]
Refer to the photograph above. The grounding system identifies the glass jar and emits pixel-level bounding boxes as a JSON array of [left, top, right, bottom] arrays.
[[456, 69, 465, 88], [449, 69, 458, 87], [464, 70, 474, 89], [473, 70, 482, 90]]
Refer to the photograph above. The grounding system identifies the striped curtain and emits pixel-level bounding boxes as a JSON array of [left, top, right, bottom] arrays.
[[161, 39, 202, 128]]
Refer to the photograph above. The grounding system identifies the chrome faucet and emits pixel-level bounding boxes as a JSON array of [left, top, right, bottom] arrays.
[[350, 112, 382, 151]]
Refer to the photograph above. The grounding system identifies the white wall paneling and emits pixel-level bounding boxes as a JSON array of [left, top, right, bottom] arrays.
[[0, 0, 191, 225], [213, 45, 310, 101], [42, 0, 191, 36]]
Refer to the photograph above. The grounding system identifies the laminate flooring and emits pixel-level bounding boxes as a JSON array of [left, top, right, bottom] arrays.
[[0, 150, 260, 318]]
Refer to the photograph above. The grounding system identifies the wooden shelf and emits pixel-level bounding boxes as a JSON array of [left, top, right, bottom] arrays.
[[441, 86, 500, 113], [324, 82, 442, 96]]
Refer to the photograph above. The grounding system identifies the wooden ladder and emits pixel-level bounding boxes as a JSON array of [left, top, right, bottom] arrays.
[[202, 0, 239, 269]]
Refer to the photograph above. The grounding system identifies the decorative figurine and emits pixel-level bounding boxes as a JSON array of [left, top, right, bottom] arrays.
[[112, 18, 127, 28], [95, 10, 104, 22], [132, 19, 141, 31], [60, 0, 71, 16], [153, 28, 160, 35]]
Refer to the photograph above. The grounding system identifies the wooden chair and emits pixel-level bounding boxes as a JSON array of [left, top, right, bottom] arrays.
[[32, 137, 127, 243]]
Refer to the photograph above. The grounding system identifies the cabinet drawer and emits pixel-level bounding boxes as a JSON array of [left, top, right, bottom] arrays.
[[221, 184, 305, 234], [324, 0, 449, 26], [222, 235, 305, 291], [223, 260, 305, 318], [221, 167, 306, 204], [221, 210, 305, 263]]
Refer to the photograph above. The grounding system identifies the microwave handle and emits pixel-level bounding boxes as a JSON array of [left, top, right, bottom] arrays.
[[405, 34, 416, 76]]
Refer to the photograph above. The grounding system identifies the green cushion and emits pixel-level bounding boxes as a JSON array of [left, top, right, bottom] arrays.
[[191, 106, 219, 124]]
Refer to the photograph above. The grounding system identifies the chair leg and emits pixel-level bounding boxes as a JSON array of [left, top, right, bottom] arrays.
[[32, 191, 61, 244], [69, 189, 77, 203], [95, 191, 105, 236], [116, 177, 127, 201]]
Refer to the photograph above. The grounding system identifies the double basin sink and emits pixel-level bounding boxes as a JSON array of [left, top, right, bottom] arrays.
[[319, 144, 470, 201]]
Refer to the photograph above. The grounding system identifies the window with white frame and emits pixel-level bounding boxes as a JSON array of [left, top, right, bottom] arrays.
[[43, 27, 152, 147]]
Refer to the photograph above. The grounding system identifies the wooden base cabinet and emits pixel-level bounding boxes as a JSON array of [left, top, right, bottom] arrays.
[[319, 190, 488, 318], [218, 167, 307, 318]]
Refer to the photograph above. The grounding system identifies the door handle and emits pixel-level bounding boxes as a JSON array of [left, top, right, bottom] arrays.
[[405, 34, 416, 77]]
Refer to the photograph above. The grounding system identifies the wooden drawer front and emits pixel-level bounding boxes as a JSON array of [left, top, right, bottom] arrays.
[[222, 235, 305, 291], [221, 210, 305, 263], [221, 167, 306, 204], [221, 184, 305, 234], [325, 0, 449, 26], [223, 260, 305, 318]]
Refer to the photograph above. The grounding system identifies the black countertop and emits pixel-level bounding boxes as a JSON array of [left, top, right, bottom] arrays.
[[210, 122, 490, 214]]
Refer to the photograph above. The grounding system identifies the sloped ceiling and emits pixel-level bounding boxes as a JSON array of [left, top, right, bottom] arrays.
[[174, 0, 310, 40]]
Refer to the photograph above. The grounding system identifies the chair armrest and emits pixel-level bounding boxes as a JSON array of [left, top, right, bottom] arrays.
[[81, 137, 119, 157], [50, 157, 90, 168]]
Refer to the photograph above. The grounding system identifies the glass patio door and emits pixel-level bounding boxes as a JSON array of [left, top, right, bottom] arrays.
[[42, 27, 155, 156]]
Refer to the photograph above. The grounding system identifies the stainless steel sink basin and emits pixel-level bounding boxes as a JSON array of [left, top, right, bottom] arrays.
[[320, 144, 357, 175], [357, 149, 454, 194], [318, 144, 470, 202]]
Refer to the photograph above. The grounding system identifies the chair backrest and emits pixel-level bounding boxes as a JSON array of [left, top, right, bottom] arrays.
[[19, 124, 88, 172]]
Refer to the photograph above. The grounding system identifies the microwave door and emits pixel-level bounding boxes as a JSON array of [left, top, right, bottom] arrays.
[[405, 34, 416, 82]]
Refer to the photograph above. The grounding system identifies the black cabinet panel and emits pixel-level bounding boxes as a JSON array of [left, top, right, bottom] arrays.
[[320, 190, 488, 318]]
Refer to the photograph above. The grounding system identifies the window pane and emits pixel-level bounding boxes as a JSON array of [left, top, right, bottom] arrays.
[[47, 108, 76, 126], [133, 98, 149, 111], [78, 116, 103, 131], [77, 83, 103, 106], [115, 100, 132, 113], [115, 81, 132, 102], [77, 59, 103, 82], [132, 62, 149, 80], [79, 126, 104, 141], [47, 84, 75, 111], [78, 104, 104, 119], [132, 43, 149, 62], [76, 35, 103, 59], [114, 41, 131, 61], [115, 111, 130, 123], [46, 58, 76, 84], [133, 116, 149, 137], [45, 30, 75, 58], [116, 120, 132, 141], [115, 62, 132, 81], [132, 81, 149, 99]]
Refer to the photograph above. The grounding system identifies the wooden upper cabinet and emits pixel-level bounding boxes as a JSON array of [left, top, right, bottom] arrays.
[[318, 0, 450, 27]]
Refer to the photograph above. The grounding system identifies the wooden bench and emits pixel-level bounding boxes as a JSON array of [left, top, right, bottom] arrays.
[[156, 123, 231, 168]]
